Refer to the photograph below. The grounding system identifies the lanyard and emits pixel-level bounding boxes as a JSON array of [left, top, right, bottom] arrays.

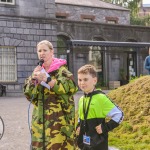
[[83, 95, 92, 133]]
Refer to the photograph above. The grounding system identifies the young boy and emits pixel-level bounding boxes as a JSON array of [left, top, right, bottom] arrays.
[[76, 64, 124, 150]]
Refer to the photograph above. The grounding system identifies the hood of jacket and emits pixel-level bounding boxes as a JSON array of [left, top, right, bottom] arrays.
[[46, 57, 67, 73]]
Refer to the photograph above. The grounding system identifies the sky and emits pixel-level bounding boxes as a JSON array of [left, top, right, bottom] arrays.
[[143, 0, 150, 4]]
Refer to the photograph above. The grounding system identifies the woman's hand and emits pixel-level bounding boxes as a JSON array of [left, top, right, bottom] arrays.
[[47, 79, 56, 88], [76, 127, 80, 136], [32, 66, 46, 84], [32, 66, 42, 81], [95, 124, 102, 134], [32, 66, 56, 87], [32, 72, 47, 84]]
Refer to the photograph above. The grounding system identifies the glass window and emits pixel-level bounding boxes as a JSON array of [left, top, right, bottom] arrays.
[[82, 18, 93, 22], [105, 17, 118, 24], [89, 46, 102, 72], [56, 12, 69, 19], [57, 35, 70, 59], [56, 16, 67, 19], [0, 0, 14, 4], [107, 20, 117, 24], [81, 14, 95, 22], [0, 47, 17, 82]]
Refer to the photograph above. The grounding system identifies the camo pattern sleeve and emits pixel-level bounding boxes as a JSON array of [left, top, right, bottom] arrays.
[[52, 66, 78, 95], [23, 76, 39, 106]]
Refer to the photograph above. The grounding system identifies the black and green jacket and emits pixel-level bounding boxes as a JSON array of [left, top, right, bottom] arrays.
[[77, 90, 124, 150]]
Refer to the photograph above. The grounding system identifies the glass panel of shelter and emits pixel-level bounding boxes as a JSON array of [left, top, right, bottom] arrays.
[[57, 35, 69, 60], [127, 52, 137, 80], [89, 46, 104, 87]]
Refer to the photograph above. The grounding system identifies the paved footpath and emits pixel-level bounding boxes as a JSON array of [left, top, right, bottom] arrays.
[[0, 92, 118, 150]]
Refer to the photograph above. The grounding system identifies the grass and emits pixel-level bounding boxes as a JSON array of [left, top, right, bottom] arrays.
[[107, 75, 150, 150]]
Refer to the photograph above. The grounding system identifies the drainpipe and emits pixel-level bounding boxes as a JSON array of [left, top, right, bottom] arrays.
[[104, 46, 108, 87]]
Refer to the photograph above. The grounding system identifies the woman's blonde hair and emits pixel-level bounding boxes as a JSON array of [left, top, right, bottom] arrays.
[[37, 40, 53, 50], [78, 64, 97, 78]]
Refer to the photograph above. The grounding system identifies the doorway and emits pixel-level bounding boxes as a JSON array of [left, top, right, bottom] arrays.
[[127, 52, 137, 80]]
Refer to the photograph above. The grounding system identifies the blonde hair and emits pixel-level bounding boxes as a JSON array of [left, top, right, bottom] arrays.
[[37, 40, 53, 50], [78, 64, 97, 78]]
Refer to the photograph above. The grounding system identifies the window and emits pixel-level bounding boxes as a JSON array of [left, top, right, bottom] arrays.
[[57, 35, 70, 59], [0, 47, 17, 82], [82, 18, 93, 22], [89, 46, 102, 72], [56, 12, 69, 19], [105, 17, 118, 24], [56, 16, 67, 19], [0, 0, 14, 4], [107, 20, 117, 24], [81, 14, 95, 22]]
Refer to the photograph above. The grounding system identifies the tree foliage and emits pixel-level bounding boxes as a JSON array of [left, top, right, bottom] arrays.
[[102, 0, 140, 16], [102, 0, 150, 26]]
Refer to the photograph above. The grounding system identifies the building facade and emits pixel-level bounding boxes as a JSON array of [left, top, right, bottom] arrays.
[[0, 0, 57, 95], [56, 0, 150, 87], [0, 0, 150, 95]]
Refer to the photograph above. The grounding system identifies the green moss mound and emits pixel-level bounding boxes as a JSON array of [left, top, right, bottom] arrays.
[[107, 75, 150, 150]]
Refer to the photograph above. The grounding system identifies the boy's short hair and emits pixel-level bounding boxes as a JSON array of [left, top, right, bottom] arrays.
[[78, 64, 97, 77]]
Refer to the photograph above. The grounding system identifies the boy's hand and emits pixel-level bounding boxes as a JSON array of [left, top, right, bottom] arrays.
[[95, 124, 102, 134], [76, 127, 80, 136]]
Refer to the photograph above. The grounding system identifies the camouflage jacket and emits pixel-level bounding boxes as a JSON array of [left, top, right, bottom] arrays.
[[23, 65, 78, 150]]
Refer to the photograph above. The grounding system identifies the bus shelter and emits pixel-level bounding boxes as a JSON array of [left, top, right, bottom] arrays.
[[67, 40, 150, 88]]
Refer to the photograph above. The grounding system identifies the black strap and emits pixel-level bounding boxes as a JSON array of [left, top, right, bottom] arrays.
[[82, 90, 106, 133], [83, 95, 92, 133]]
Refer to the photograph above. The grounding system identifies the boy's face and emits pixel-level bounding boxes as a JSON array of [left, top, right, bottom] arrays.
[[78, 73, 97, 94]]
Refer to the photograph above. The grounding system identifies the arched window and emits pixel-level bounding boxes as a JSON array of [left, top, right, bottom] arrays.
[[57, 35, 70, 59], [89, 37, 105, 86]]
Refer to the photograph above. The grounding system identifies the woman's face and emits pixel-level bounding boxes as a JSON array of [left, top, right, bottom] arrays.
[[37, 43, 54, 63]]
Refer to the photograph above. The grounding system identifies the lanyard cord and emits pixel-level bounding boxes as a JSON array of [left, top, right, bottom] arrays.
[[83, 95, 92, 133]]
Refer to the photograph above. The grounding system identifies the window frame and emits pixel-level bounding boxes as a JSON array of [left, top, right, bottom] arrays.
[[56, 12, 69, 19], [81, 14, 95, 22], [0, 46, 17, 83], [0, 0, 15, 5], [105, 16, 119, 24]]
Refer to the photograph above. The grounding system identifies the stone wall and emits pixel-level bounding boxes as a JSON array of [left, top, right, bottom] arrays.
[[0, 0, 57, 95], [56, 20, 150, 84], [0, 17, 57, 96], [57, 19, 150, 42], [56, 3, 130, 25], [0, 0, 55, 18]]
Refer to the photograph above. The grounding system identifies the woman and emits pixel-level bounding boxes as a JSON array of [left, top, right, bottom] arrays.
[[24, 40, 78, 150]]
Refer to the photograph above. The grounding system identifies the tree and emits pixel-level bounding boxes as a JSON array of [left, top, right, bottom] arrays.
[[102, 0, 140, 15], [102, 0, 150, 26]]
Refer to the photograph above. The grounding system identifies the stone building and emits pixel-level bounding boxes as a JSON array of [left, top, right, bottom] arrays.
[[0, 0, 57, 95], [0, 0, 150, 95], [56, 0, 150, 88]]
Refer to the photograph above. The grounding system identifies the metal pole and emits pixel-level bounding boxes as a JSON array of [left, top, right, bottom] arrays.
[[42, 87, 45, 150]]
